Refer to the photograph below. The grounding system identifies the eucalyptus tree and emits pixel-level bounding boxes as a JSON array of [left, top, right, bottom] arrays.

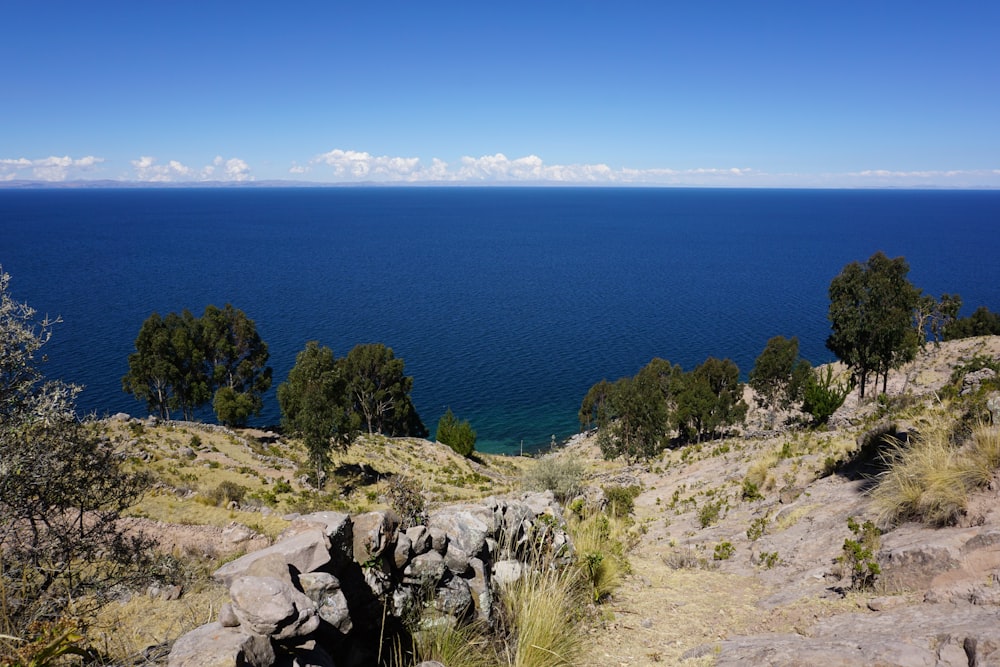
[[201, 303, 272, 426], [749, 336, 812, 425], [826, 252, 921, 398], [341, 343, 425, 437], [278, 341, 360, 486]]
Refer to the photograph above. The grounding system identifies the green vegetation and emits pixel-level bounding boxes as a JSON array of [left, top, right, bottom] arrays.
[[944, 305, 1000, 340], [801, 365, 851, 425], [838, 517, 881, 590], [825, 251, 922, 398], [1, 267, 153, 655], [436, 407, 477, 457], [713, 541, 735, 561], [748, 335, 812, 424], [121, 304, 272, 425], [522, 455, 584, 503]]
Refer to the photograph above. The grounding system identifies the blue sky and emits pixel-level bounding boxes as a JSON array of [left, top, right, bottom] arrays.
[[3, 2, 999, 187]]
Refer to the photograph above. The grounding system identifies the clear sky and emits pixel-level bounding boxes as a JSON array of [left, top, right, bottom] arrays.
[[3, 1, 999, 187]]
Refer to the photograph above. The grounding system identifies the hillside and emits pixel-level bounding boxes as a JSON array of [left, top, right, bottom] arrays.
[[46, 336, 1000, 665]]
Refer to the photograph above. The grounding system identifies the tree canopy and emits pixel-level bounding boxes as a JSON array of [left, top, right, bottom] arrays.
[[1, 267, 152, 640], [436, 408, 477, 457], [342, 343, 426, 437], [122, 304, 271, 425], [826, 251, 922, 398], [674, 357, 748, 442], [748, 335, 812, 424]]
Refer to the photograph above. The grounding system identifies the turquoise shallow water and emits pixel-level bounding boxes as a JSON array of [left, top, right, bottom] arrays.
[[1, 187, 998, 453]]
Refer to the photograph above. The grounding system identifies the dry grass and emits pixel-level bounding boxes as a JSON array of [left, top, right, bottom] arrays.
[[497, 566, 585, 667], [871, 422, 1000, 528]]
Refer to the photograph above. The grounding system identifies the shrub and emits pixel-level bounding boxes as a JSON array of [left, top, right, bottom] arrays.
[[603, 484, 640, 518], [201, 480, 248, 507], [386, 474, 427, 529], [838, 517, 881, 589], [436, 408, 476, 457], [522, 455, 584, 503], [698, 499, 723, 528], [741, 478, 764, 502], [746, 516, 769, 541], [713, 541, 735, 560], [497, 565, 584, 667], [757, 551, 780, 569], [802, 365, 850, 425]]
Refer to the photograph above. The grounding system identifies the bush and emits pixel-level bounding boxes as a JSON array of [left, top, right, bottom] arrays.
[[603, 484, 640, 518], [713, 541, 735, 560], [698, 499, 723, 528], [838, 517, 881, 589], [522, 455, 584, 503], [385, 474, 427, 529], [201, 480, 248, 507], [802, 365, 850, 425], [436, 408, 476, 457]]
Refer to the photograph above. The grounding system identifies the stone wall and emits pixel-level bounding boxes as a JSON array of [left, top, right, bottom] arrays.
[[167, 491, 572, 667]]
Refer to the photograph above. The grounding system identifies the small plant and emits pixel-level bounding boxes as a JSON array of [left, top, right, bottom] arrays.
[[188, 433, 202, 449], [802, 365, 851, 425], [385, 474, 427, 529], [604, 484, 640, 518], [200, 480, 248, 507], [713, 541, 735, 560], [273, 478, 293, 494], [436, 408, 477, 457], [522, 455, 583, 503], [698, 499, 723, 528], [741, 478, 764, 502], [746, 516, 769, 542], [758, 551, 780, 569], [838, 517, 881, 589]]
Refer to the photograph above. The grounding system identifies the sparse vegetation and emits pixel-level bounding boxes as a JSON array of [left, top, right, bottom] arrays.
[[837, 517, 881, 590], [522, 455, 583, 503]]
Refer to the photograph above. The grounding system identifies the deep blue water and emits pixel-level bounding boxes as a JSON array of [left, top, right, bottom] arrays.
[[1, 187, 998, 454]]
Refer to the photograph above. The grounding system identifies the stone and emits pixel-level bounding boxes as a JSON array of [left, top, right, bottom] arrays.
[[218, 602, 240, 628], [353, 510, 399, 564], [167, 622, 274, 667], [394, 532, 413, 569], [435, 575, 474, 619], [443, 542, 470, 576], [214, 529, 331, 587], [492, 559, 523, 587], [406, 525, 431, 555], [229, 576, 320, 641], [988, 393, 1000, 425], [298, 572, 352, 635], [403, 551, 446, 588], [222, 522, 256, 545], [428, 506, 494, 556], [281, 512, 353, 559]]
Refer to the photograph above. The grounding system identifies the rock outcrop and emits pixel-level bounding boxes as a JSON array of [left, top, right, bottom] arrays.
[[167, 491, 571, 667]]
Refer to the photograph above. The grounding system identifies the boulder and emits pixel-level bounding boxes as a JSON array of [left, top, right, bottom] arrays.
[[167, 622, 274, 667], [403, 551, 446, 588], [214, 529, 331, 587], [428, 505, 495, 557], [298, 572, 352, 635], [229, 576, 320, 641], [352, 510, 399, 564], [394, 532, 413, 569], [405, 525, 432, 555], [435, 575, 473, 619], [492, 559, 523, 587], [281, 511, 353, 559]]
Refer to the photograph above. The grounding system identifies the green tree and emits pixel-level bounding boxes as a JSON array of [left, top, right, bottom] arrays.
[[674, 357, 747, 442], [598, 372, 670, 463], [277, 342, 360, 486], [341, 343, 425, 437], [1, 267, 152, 643], [578, 379, 614, 431], [944, 305, 1000, 340], [436, 408, 477, 457], [748, 336, 812, 425], [201, 304, 272, 426], [122, 311, 207, 420], [826, 251, 922, 398]]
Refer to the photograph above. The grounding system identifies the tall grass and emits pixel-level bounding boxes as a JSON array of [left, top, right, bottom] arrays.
[[497, 566, 585, 667], [872, 422, 1000, 527]]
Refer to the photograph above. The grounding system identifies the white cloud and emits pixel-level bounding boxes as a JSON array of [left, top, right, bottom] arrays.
[[130, 155, 254, 182], [303, 149, 769, 185], [0, 155, 104, 181]]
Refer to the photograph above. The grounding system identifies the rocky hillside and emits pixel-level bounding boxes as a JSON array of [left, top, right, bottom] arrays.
[[572, 335, 1000, 666], [85, 336, 1000, 666]]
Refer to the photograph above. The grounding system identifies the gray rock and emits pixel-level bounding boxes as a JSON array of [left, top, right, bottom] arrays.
[[403, 551, 446, 587], [222, 522, 256, 545], [214, 529, 331, 587], [353, 510, 399, 564], [987, 393, 1000, 424], [435, 575, 473, 618], [492, 559, 523, 587], [394, 532, 413, 569], [230, 576, 320, 641], [428, 506, 495, 556], [298, 572, 352, 635], [167, 622, 274, 667], [443, 542, 470, 575], [218, 602, 240, 628], [428, 526, 448, 554], [405, 525, 431, 555], [281, 511, 353, 557]]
